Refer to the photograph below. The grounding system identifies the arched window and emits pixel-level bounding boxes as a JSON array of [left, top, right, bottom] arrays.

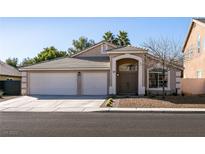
[[118, 63, 138, 71], [149, 68, 168, 88]]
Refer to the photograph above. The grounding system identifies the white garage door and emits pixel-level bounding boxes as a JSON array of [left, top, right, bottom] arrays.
[[82, 72, 107, 95], [29, 73, 77, 95]]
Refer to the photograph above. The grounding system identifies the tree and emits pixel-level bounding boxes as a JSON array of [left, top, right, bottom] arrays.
[[68, 36, 95, 55], [20, 57, 35, 67], [34, 46, 67, 63], [102, 31, 118, 45], [102, 31, 131, 47], [116, 31, 131, 47], [143, 37, 182, 99], [20, 46, 68, 67], [6, 57, 18, 68]]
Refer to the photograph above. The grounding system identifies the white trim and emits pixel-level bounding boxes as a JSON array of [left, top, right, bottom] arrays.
[[193, 19, 205, 28], [109, 54, 145, 95], [147, 64, 171, 91], [19, 68, 110, 71]]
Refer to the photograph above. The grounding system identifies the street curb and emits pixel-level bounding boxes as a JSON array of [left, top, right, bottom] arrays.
[[95, 108, 205, 113], [1, 107, 205, 113]]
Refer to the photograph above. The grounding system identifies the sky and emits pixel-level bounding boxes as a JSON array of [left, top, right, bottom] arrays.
[[0, 17, 191, 62]]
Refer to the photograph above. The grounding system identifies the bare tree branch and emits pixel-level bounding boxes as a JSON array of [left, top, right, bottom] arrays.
[[142, 37, 183, 98]]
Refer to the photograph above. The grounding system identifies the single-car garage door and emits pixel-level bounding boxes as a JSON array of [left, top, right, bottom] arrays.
[[82, 72, 107, 95], [29, 72, 77, 95]]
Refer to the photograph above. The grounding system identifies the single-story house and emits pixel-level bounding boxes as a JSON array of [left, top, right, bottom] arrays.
[[0, 60, 21, 80], [0, 60, 21, 95], [19, 41, 183, 96]]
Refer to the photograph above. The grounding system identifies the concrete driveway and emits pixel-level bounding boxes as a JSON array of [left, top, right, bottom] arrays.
[[0, 95, 106, 112]]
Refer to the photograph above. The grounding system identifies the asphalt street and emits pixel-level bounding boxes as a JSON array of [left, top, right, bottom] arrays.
[[1, 112, 205, 137]]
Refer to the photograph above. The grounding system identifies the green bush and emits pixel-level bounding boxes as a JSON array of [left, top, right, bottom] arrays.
[[0, 90, 4, 98], [105, 98, 113, 107]]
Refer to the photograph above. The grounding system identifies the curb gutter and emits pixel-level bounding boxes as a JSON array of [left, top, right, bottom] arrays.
[[97, 108, 205, 113], [1, 107, 205, 113]]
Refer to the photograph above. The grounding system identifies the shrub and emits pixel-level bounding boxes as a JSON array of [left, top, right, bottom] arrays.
[[0, 90, 4, 98], [105, 98, 113, 107], [108, 94, 117, 99]]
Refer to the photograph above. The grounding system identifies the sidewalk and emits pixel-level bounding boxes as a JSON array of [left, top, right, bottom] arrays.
[[1, 107, 205, 113]]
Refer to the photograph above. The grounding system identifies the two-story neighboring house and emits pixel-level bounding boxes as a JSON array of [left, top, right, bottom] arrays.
[[182, 18, 205, 94]]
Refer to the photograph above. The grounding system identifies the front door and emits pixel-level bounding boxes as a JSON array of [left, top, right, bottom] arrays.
[[117, 59, 138, 95]]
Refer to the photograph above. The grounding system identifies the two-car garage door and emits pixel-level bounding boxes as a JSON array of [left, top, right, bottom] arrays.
[[29, 72, 107, 95], [29, 73, 77, 95]]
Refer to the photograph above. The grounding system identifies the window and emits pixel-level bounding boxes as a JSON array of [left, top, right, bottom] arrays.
[[197, 34, 201, 53], [196, 70, 203, 78], [188, 50, 193, 59], [184, 45, 194, 61], [101, 44, 108, 54], [149, 68, 168, 88], [119, 63, 138, 71], [204, 38, 205, 50]]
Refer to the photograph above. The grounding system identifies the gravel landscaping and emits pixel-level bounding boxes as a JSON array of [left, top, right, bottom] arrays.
[[101, 96, 205, 108]]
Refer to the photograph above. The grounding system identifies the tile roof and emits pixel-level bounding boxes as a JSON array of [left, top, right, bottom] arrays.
[[194, 18, 205, 24], [0, 60, 21, 76], [20, 57, 110, 71], [106, 46, 147, 52]]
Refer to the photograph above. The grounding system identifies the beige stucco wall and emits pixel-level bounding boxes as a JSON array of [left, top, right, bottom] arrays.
[[21, 41, 182, 96], [76, 43, 114, 57], [21, 72, 28, 95], [109, 53, 145, 87], [21, 70, 109, 95], [182, 78, 205, 95], [109, 53, 181, 94], [184, 23, 205, 78]]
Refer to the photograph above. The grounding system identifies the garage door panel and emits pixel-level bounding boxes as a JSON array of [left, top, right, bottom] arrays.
[[30, 73, 77, 95], [82, 72, 107, 95]]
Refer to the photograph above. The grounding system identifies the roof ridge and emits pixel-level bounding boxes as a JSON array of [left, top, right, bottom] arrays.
[[71, 41, 117, 58], [20, 56, 110, 70], [106, 45, 147, 51], [19, 55, 71, 69], [182, 18, 205, 52], [20, 41, 116, 69]]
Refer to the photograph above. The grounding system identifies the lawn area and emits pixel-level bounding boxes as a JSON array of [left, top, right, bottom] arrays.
[[101, 96, 205, 108]]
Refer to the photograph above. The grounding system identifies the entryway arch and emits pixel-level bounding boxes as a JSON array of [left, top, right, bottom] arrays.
[[116, 58, 138, 94], [110, 54, 145, 95]]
